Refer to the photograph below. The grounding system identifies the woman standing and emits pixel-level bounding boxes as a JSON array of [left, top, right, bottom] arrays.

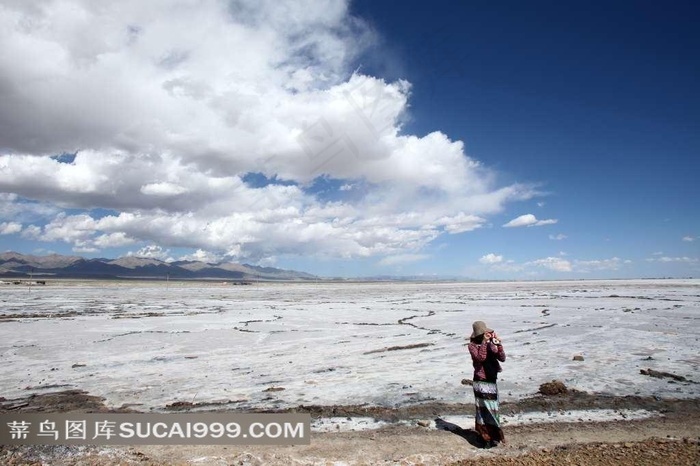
[[468, 320, 506, 447]]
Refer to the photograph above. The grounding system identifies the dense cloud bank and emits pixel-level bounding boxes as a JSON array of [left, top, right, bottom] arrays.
[[0, 0, 535, 262]]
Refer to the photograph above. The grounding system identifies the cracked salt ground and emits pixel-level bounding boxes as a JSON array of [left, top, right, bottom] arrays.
[[312, 416, 391, 432], [310, 409, 657, 433], [0, 279, 698, 411]]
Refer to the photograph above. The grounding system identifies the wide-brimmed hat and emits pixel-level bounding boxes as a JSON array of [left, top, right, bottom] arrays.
[[470, 320, 493, 339]]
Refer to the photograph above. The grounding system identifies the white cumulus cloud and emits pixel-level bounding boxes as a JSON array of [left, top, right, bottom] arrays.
[[438, 213, 486, 234], [179, 249, 222, 264], [93, 232, 137, 249], [575, 257, 630, 272], [140, 182, 189, 197], [503, 214, 557, 228], [0, 222, 22, 235], [479, 253, 503, 264], [526, 257, 572, 272], [478, 254, 634, 276], [128, 245, 173, 262], [0, 0, 539, 260], [652, 256, 698, 263]]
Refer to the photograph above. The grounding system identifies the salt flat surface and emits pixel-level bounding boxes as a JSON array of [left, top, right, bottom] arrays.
[[1, 280, 698, 411], [312, 409, 657, 433]]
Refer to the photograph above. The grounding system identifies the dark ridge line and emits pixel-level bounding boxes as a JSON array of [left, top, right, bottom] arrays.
[[94, 330, 191, 342], [231, 314, 284, 333], [363, 342, 434, 355], [334, 310, 460, 338], [398, 310, 458, 338], [232, 326, 258, 333], [333, 321, 394, 326], [606, 295, 683, 302]]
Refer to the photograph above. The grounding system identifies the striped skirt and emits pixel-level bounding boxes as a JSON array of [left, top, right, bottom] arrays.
[[473, 380, 504, 443]]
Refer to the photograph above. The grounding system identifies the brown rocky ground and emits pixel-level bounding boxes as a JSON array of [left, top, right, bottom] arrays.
[[1, 390, 698, 465], [453, 439, 699, 466]]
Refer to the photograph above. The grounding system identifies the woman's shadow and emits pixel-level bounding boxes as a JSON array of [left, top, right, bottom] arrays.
[[434, 418, 486, 448]]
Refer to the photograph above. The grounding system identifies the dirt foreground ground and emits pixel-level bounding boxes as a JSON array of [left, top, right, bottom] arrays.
[[1, 390, 698, 465]]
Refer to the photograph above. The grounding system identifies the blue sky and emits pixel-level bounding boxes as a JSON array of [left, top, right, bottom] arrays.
[[0, 0, 697, 279]]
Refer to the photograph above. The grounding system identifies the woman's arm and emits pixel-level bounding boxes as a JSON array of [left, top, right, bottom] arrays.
[[491, 342, 506, 362], [468, 341, 489, 362]]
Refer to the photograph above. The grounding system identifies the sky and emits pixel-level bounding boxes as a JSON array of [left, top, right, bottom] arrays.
[[0, 0, 698, 279]]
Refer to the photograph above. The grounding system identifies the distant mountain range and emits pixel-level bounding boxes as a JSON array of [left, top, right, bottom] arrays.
[[0, 252, 317, 281]]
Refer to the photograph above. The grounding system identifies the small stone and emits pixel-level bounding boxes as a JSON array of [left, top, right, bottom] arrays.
[[263, 386, 285, 392], [573, 355, 584, 361], [416, 420, 431, 428], [539, 380, 568, 395]]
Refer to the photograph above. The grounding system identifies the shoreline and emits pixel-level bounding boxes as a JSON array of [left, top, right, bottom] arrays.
[[1, 388, 699, 465], [3, 387, 698, 418]]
